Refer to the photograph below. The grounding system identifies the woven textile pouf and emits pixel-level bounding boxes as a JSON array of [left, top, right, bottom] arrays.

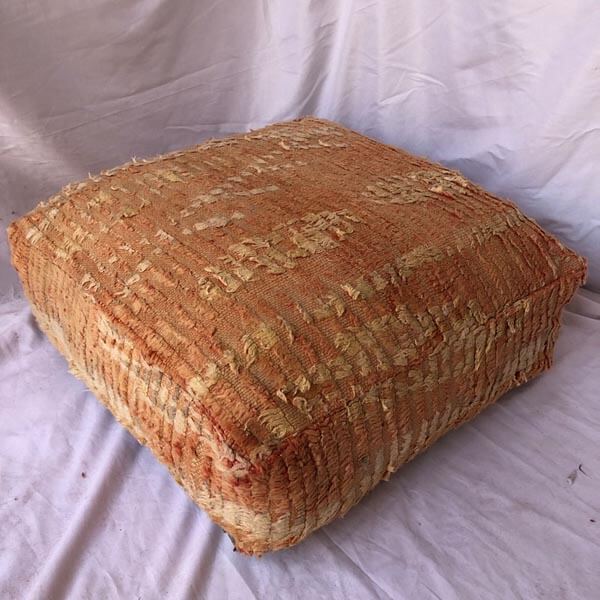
[[8, 117, 586, 554]]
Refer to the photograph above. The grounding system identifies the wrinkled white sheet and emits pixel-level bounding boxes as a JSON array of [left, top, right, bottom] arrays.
[[1, 293, 599, 599], [1, 0, 599, 292], [2, 1, 600, 597]]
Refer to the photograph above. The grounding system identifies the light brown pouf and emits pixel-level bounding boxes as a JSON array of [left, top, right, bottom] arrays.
[[8, 117, 586, 554]]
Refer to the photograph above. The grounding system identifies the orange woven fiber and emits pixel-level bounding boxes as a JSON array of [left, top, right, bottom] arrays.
[[8, 117, 586, 554]]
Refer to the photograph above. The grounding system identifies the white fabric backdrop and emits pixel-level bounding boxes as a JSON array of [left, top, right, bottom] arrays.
[[2, 293, 600, 599], [1, 0, 599, 295], [2, 2, 600, 598]]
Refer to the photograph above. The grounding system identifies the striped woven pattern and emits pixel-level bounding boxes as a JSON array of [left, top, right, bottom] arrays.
[[8, 117, 586, 554]]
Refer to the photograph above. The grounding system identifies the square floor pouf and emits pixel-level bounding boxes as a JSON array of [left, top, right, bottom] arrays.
[[8, 117, 586, 555]]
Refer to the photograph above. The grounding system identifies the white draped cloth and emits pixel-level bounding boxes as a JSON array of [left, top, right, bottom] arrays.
[[1, 2, 599, 597]]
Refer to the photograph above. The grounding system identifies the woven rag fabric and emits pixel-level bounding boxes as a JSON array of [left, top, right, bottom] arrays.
[[8, 117, 587, 554]]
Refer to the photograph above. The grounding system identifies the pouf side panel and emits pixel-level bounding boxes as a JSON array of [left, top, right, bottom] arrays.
[[245, 268, 584, 553], [7, 221, 280, 554]]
